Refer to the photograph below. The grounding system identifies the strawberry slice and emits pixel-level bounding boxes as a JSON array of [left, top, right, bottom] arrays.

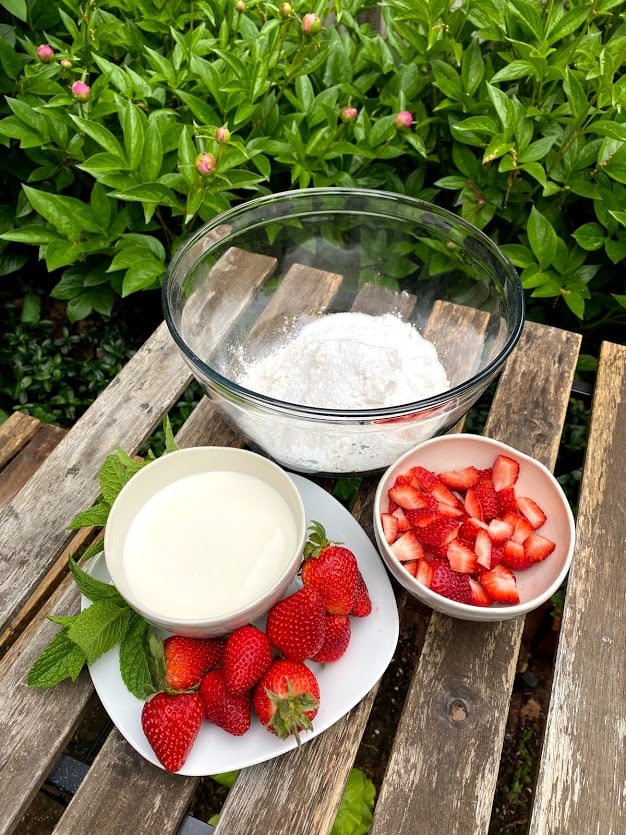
[[438, 465, 481, 491], [474, 528, 494, 569], [416, 558, 434, 587], [381, 512, 399, 544], [469, 577, 492, 607], [458, 515, 488, 546], [464, 486, 484, 521], [487, 517, 514, 543], [409, 465, 439, 491], [501, 539, 534, 570], [429, 559, 472, 604], [497, 486, 518, 515], [390, 530, 424, 562], [418, 516, 461, 556], [492, 454, 520, 491], [402, 559, 419, 577], [404, 507, 441, 528], [517, 496, 548, 530], [474, 475, 500, 521], [479, 564, 520, 604], [523, 531, 556, 562], [391, 507, 412, 532], [447, 539, 478, 573], [388, 483, 427, 510]]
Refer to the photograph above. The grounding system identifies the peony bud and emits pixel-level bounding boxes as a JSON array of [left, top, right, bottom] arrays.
[[60, 59, 72, 70], [235, 0, 245, 10], [215, 125, 231, 144], [301, 13, 321, 36], [279, 2, 293, 18], [340, 106, 358, 124], [71, 80, 91, 102], [195, 152, 217, 177], [394, 110, 413, 130], [37, 44, 54, 63]]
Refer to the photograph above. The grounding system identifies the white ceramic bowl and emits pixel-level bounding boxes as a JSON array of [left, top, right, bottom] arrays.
[[373, 434, 575, 621], [104, 447, 306, 637]]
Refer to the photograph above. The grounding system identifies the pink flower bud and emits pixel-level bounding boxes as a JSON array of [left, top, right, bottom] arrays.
[[394, 111, 413, 130], [37, 44, 54, 63], [301, 13, 321, 36], [235, 0, 245, 10], [279, 2, 293, 17], [340, 107, 358, 124], [71, 80, 91, 102], [195, 152, 217, 177], [60, 59, 72, 70], [215, 125, 231, 144]]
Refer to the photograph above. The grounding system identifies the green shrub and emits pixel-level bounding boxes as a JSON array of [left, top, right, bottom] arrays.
[[0, 0, 624, 354]]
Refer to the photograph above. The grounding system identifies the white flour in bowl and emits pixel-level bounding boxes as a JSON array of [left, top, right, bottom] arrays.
[[231, 311, 451, 474], [238, 312, 449, 408]]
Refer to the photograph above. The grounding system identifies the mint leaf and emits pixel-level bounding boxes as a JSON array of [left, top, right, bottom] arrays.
[[99, 451, 136, 505], [119, 613, 155, 699], [162, 415, 180, 454], [331, 769, 375, 835], [67, 599, 130, 663], [68, 499, 111, 530], [28, 629, 87, 687], [69, 556, 125, 604]]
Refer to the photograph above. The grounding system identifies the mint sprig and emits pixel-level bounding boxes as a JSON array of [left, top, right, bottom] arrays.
[[28, 419, 179, 700]]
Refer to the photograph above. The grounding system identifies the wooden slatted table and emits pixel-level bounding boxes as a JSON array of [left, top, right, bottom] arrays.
[[1, 305, 625, 834]]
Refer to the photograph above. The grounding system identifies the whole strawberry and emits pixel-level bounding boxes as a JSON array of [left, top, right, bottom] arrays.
[[253, 658, 320, 742], [311, 614, 351, 663], [198, 668, 251, 736], [223, 625, 273, 694], [141, 690, 204, 772], [265, 586, 326, 661], [163, 634, 225, 692], [301, 521, 359, 615]]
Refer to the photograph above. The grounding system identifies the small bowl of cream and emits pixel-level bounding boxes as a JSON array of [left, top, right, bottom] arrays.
[[103, 447, 306, 637]]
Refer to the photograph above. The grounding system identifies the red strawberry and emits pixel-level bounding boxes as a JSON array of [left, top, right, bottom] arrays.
[[474, 528, 494, 569], [447, 539, 478, 573], [492, 455, 520, 491], [381, 512, 399, 544], [464, 486, 484, 520], [301, 521, 359, 615], [438, 465, 481, 491], [141, 691, 204, 772], [418, 516, 460, 555], [416, 558, 434, 587], [388, 482, 426, 510], [458, 515, 488, 546], [266, 586, 326, 661], [501, 538, 534, 570], [392, 507, 413, 532], [497, 486, 519, 515], [198, 668, 251, 736], [480, 564, 520, 604], [429, 559, 472, 603], [404, 507, 440, 527], [350, 571, 372, 617], [311, 614, 351, 662], [222, 625, 273, 694], [163, 635, 224, 691], [403, 559, 419, 577], [517, 496, 548, 530], [390, 529, 424, 562], [409, 465, 439, 491], [469, 577, 492, 607], [523, 531, 556, 562], [253, 659, 320, 742], [474, 475, 500, 521]]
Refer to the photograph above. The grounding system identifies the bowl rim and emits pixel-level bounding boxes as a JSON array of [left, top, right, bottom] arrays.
[[373, 433, 576, 619], [162, 187, 525, 421], [103, 446, 307, 630]]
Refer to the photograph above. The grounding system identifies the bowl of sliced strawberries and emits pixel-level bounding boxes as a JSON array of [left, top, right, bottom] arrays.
[[373, 433, 576, 621]]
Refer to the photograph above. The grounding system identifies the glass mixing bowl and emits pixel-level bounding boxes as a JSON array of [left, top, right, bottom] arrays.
[[162, 188, 524, 476]]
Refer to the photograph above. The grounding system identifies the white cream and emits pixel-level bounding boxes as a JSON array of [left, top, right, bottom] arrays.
[[121, 470, 298, 619]]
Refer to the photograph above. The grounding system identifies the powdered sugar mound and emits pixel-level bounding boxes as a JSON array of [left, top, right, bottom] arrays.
[[239, 312, 449, 409]]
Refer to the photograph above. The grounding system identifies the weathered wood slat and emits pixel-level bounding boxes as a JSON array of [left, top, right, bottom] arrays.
[[529, 340, 626, 834], [0, 249, 278, 635], [368, 322, 581, 835], [0, 420, 67, 508], [0, 411, 41, 469]]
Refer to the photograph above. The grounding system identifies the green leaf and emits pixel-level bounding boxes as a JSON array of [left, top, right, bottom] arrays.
[[487, 83, 515, 134], [70, 115, 126, 159], [28, 629, 87, 687], [572, 222, 605, 251], [69, 557, 125, 603], [461, 37, 484, 96], [68, 499, 111, 530], [141, 118, 164, 181], [331, 769, 376, 835], [99, 450, 142, 505], [527, 207, 558, 270], [22, 186, 102, 236], [2, 0, 27, 21], [162, 415, 180, 454], [108, 183, 182, 208], [122, 102, 145, 170], [67, 599, 130, 663], [119, 614, 154, 699]]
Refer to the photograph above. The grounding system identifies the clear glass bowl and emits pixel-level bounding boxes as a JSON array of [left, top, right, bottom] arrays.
[[162, 188, 524, 476]]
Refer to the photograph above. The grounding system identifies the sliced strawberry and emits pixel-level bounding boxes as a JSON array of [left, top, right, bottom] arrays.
[[418, 516, 460, 556], [508, 513, 534, 544], [497, 486, 518, 515], [474, 475, 500, 521], [523, 531, 556, 562], [404, 507, 441, 528], [381, 512, 399, 544], [409, 465, 439, 491], [390, 530, 424, 562], [391, 507, 412, 532], [416, 558, 434, 587], [429, 559, 472, 604], [402, 559, 419, 577], [438, 465, 481, 491], [474, 528, 494, 569], [479, 564, 520, 604], [464, 486, 484, 521], [430, 480, 464, 510], [469, 577, 492, 607], [447, 539, 478, 574], [501, 539, 534, 570], [435, 500, 466, 518], [388, 483, 427, 510], [492, 454, 520, 491], [490, 543, 504, 568], [458, 515, 488, 547], [517, 496, 548, 530], [487, 517, 514, 543]]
